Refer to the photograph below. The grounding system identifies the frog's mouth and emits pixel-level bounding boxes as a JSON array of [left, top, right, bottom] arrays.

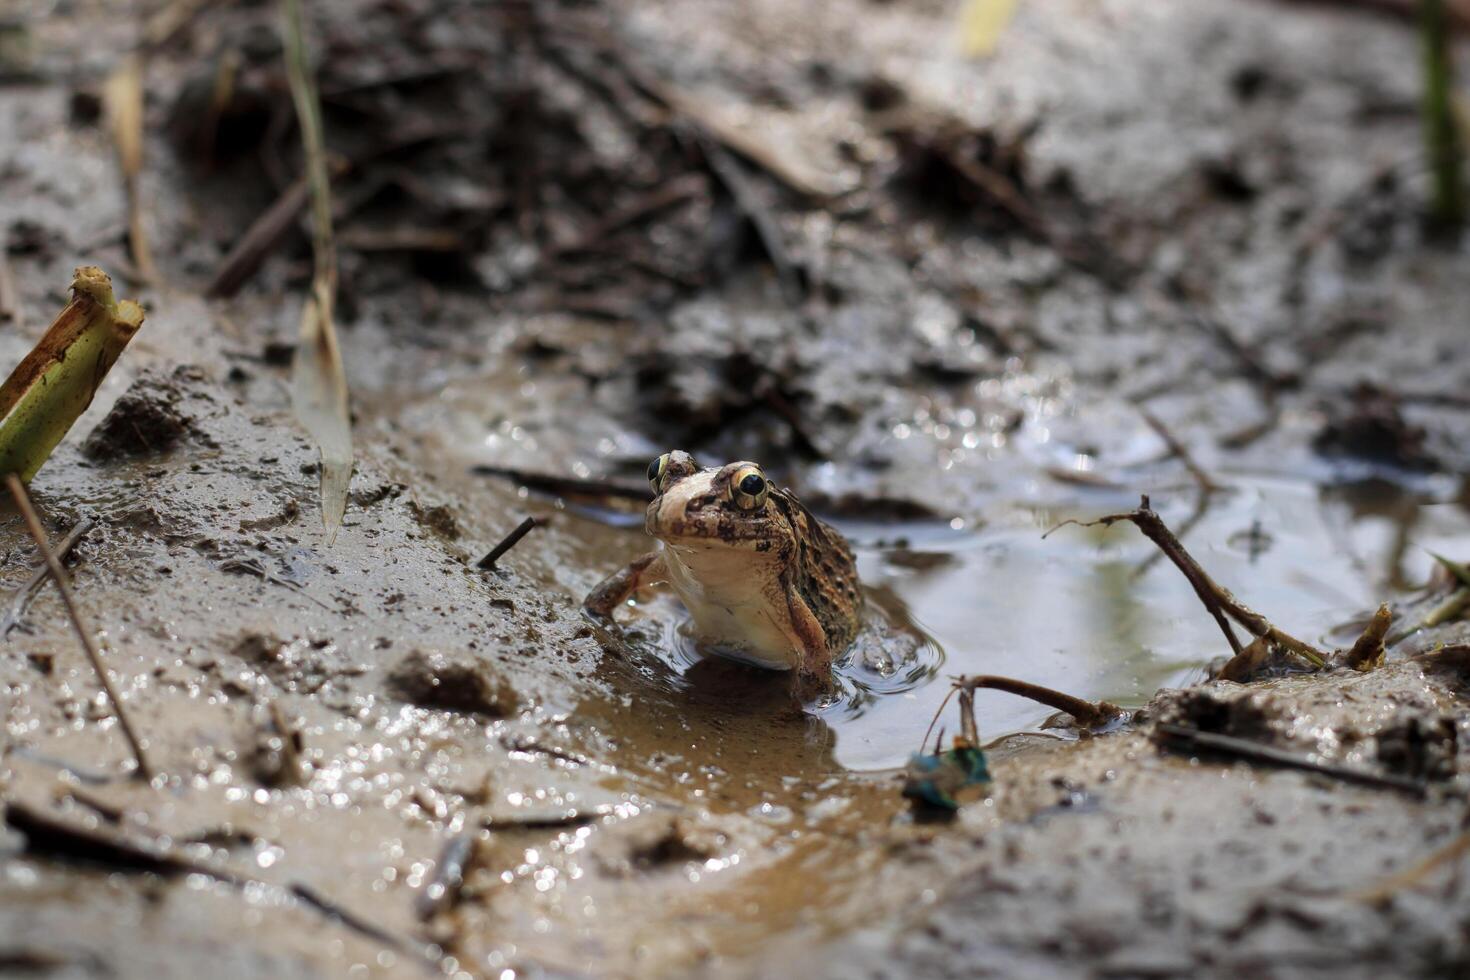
[[647, 516, 774, 551]]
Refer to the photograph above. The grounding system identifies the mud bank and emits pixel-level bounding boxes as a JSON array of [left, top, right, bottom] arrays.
[[0, 0, 1468, 977]]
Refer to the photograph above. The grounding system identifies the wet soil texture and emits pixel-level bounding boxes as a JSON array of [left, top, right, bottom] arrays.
[[0, 0, 1468, 977]]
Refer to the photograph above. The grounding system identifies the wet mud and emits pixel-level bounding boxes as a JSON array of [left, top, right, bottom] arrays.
[[0, 0, 1468, 977]]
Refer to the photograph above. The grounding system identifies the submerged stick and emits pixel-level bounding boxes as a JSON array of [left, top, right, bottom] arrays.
[[2, 517, 94, 637], [1155, 723, 1428, 797], [477, 516, 537, 570], [6, 476, 150, 778]]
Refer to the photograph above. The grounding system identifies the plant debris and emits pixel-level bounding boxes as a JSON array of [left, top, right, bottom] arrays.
[[1153, 723, 1428, 797], [905, 687, 990, 813], [0, 268, 144, 482], [282, 0, 353, 545]]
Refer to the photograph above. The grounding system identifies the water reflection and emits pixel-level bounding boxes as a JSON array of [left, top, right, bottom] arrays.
[[576, 473, 1470, 772]]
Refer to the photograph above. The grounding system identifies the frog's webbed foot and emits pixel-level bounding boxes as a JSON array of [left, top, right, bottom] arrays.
[[583, 551, 667, 620]]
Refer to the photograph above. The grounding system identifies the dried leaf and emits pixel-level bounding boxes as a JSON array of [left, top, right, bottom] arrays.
[[103, 55, 156, 282], [282, 0, 353, 543], [1345, 603, 1392, 672], [0, 267, 144, 481], [959, 0, 1020, 57], [291, 282, 352, 544]]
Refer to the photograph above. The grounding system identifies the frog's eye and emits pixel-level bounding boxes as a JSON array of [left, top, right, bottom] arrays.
[[729, 465, 768, 510], [647, 453, 671, 492]]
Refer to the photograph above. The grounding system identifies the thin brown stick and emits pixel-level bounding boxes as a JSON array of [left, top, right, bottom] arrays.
[[477, 516, 537, 570], [954, 674, 1124, 729], [1048, 495, 1243, 657], [1137, 404, 1222, 494], [207, 177, 311, 298], [6, 800, 432, 961], [2, 517, 94, 637], [543, 173, 707, 260], [6, 476, 151, 778], [1131, 487, 1214, 581], [1155, 723, 1427, 796], [919, 684, 961, 752], [205, 158, 352, 298]]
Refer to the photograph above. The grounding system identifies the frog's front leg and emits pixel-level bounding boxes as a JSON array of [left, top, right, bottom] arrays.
[[785, 587, 830, 678], [584, 551, 668, 620]]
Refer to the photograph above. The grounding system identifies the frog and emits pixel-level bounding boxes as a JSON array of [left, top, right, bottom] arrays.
[[583, 451, 863, 677]]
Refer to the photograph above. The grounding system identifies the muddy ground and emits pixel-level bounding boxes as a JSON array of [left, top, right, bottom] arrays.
[[0, 0, 1469, 977]]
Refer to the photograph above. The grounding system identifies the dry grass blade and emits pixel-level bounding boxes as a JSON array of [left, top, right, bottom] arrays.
[[5, 475, 151, 779], [281, 0, 353, 544], [103, 55, 157, 284], [1352, 818, 1470, 902], [959, 0, 1020, 57], [1421, 0, 1466, 229], [0, 247, 22, 330]]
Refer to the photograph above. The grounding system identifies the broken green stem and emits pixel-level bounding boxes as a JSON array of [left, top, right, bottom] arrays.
[[1421, 0, 1465, 229]]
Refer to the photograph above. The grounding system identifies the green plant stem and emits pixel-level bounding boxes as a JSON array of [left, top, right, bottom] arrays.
[[1422, 0, 1466, 229]]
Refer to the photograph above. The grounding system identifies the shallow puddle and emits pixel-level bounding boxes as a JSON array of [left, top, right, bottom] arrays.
[[574, 472, 1470, 771]]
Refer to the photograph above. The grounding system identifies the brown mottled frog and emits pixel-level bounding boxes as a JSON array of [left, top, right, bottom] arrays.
[[584, 451, 862, 677]]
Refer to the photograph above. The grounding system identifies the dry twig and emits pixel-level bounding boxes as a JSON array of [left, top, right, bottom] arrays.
[[477, 516, 538, 570], [1155, 723, 1428, 796], [1137, 404, 1222, 495]]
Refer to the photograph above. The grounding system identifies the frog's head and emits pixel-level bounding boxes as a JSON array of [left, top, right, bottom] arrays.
[[644, 451, 791, 554]]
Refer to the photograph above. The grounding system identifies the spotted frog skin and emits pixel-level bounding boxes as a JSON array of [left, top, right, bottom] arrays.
[[584, 451, 862, 675]]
